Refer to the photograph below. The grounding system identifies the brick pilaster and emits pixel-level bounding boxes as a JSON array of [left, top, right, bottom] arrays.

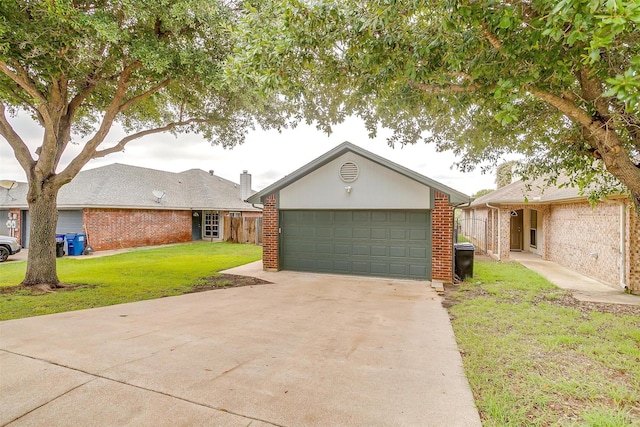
[[262, 193, 279, 271], [431, 191, 454, 283]]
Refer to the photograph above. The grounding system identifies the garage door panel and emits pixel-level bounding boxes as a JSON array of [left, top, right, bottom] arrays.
[[410, 247, 428, 259], [410, 229, 428, 240], [334, 228, 352, 238], [335, 244, 351, 255], [353, 228, 370, 239], [281, 210, 431, 280], [352, 245, 370, 256], [371, 246, 387, 256]]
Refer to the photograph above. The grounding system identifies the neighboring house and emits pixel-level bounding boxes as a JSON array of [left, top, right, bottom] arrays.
[[0, 164, 262, 251], [247, 141, 470, 283], [460, 177, 640, 292]]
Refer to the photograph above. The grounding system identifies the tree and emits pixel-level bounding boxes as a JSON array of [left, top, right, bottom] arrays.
[[496, 161, 521, 189], [472, 189, 494, 198], [0, 1, 284, 287], [228, 0, 640, 216]]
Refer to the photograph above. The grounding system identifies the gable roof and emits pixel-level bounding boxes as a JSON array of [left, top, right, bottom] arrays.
[[469, 175, 626, 207], [247, 141, 470, 205], [0, 164, 259, 211]]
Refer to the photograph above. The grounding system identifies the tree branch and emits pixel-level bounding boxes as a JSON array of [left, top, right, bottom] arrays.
[[0, 59, 48, 106], [92, 118, 210, 159], [118, 78, 171, 112], [0, 103, 35, 178], [408, 79, 479, 93], [55, 61, 142, 185]]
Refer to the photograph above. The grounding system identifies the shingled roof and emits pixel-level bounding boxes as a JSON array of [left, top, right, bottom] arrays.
[[0, 164, 259, 211], [469, 175, 626, 207]]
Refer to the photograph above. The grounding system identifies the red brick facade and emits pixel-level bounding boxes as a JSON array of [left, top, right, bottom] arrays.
[[262, 194, 279, 271], [431, 191, 454, 283], [83, 208, 191, 251]]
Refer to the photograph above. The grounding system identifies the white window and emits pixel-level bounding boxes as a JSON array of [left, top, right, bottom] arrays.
[[229, 212, 241, 218]]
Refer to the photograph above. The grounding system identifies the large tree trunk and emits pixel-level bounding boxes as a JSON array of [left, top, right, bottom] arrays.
[[21, 179, 61, 287]]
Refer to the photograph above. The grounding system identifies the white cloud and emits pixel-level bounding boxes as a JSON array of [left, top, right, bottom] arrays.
[[0, 114, 499, 196]]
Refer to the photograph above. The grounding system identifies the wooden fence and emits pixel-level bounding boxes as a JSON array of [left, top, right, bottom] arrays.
[[224, 217, 263, 245]]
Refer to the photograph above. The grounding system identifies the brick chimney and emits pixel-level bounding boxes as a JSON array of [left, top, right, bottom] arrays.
[[240, 170, 251, 201]]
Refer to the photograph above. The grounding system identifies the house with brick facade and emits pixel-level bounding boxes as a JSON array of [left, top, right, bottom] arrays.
[[460, 177, 640, 292], [0, 164, 261, 252], [246, 141, 470, 283]]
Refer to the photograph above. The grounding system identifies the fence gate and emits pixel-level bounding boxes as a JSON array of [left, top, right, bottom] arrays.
[[456, 218, 487, 254]]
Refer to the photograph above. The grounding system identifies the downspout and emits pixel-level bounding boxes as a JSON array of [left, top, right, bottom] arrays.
[[620, 201, 627, 289], [486, 203, 500, 260]]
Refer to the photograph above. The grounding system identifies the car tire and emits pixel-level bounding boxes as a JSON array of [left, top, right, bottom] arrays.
[[0, 246, 9, 262]]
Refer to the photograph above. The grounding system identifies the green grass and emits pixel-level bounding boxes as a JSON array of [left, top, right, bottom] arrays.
[[0, 242, 262, 320], [446, 260, 640, 426]]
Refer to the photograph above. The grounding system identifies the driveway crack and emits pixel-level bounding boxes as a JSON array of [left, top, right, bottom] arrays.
[[1, 349, 284, 427]]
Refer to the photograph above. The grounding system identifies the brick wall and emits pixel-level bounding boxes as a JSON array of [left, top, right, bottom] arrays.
[[547, 201, 622, 288], [432, 191, 454, 283], [262, 194, 279, 271], [83, 208, 191, 251]]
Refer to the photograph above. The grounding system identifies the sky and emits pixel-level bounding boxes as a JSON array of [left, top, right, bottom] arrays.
[[0, 113, 499, 196]]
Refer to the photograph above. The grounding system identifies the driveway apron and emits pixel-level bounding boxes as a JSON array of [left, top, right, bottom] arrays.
[[0, 262, 481, 426]]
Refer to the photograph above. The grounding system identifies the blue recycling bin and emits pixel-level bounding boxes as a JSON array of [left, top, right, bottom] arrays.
[[66, 233, 86, 256]]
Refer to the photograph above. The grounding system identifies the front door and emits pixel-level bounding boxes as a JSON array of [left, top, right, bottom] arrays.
[[191, 211, 202, 240], [203, 211, 219, 239], [510, 209, 523, 251]]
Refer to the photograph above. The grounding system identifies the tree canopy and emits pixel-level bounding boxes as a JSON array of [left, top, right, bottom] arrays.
[[228, 0, 640, 213], [0, 0, 284, 286]]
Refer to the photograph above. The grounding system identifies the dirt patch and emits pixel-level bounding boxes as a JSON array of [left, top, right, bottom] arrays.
[[0, 274, 271, 297], [188, 274, 272, 293], [442, 283, 640, 316], [0, 283, 96, 296]]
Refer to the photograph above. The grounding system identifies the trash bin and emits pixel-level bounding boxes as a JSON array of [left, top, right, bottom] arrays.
[[454, 242, 475, 281], [55, 234, 65, 257], [66, 233, 86, 256]]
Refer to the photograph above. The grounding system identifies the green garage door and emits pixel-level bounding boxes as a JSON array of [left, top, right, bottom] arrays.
[[280, 210, 432, 279]]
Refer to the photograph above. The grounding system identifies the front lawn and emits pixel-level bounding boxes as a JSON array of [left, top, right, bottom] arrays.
[[0, 242, 262, 320], [445, 258, 640, 426]]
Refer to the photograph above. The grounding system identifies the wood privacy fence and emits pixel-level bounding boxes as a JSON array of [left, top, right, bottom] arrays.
[[224, 217, 263, 245]]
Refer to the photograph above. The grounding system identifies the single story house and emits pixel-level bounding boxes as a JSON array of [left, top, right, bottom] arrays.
[[0, 164, 262, 251], [247, 141, 470, 283], [460, 177, 639, 292]]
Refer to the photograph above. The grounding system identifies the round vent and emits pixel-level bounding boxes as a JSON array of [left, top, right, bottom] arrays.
[[339, 161, 359, 183]]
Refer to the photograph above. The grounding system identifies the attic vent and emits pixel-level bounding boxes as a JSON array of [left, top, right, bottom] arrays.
[[339, 161, 359, 183]]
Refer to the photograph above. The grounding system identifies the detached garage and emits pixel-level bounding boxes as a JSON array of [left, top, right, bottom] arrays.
[[248, 142, 470, 283]]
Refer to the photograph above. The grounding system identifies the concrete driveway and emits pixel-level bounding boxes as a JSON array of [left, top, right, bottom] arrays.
[[0, 262, 481, 426]]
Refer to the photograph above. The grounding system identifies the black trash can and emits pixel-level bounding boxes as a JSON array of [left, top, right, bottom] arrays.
[[55, 234, 65, 257], [454, 242, 475, 281]]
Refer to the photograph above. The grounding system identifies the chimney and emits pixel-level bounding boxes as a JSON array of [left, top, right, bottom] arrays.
[[240, 170, 251, 201]]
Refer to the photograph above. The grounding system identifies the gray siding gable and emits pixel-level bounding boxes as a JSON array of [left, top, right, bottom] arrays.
[[248, 141, 470, 205]]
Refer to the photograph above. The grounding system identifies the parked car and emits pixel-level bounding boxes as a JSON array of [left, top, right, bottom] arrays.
[[0, 235, 21, 262]]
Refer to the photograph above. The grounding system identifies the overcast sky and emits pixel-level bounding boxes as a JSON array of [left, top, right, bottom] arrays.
[[0, 113, 500, 196]]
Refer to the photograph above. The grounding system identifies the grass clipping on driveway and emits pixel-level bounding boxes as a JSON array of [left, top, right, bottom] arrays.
[[0, 242, 266, 321], [444, 258, 640, 426]]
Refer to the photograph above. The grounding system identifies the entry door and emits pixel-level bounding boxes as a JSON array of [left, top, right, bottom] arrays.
[[510, 210, 523, 251], [203, 211, 219, 238]]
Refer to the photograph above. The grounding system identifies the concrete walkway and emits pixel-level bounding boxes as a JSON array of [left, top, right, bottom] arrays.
[[509, 252, 639, 306], [0, 262, 482, 427]]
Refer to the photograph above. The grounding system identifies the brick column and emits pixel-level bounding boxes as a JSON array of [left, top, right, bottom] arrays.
[[627, 202, 640, 293], [432, 191, 453, 283], [262, 193, 280, 271], [499, 208, 511, 260]]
